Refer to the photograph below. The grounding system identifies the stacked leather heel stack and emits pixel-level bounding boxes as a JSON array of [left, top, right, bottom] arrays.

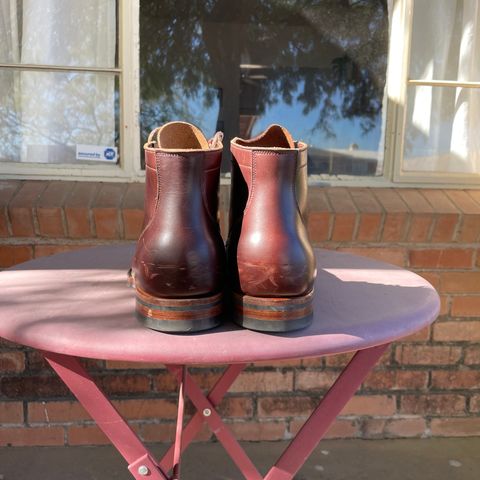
[[130, 121, 316, 334]]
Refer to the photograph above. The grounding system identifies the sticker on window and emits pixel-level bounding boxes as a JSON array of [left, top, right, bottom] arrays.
[[76, 145, 118, 163]]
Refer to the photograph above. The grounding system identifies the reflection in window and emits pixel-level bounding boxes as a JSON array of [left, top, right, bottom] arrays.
[[140, 0, 389, 175]]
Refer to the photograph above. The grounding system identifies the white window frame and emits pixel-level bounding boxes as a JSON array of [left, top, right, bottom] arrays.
[[390, 0, 480, 186], [1, 0, 479, 187], [0, 0, 143, 182]]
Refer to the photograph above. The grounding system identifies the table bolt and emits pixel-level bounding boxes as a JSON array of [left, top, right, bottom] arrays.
[[203, 408, 212, 417], [138, 465, 150, 476]]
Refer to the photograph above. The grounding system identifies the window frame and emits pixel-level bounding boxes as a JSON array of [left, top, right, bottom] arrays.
[[391, 0, 480, 186], [0, 0, 143, 182], [1, 0, 479, 187]]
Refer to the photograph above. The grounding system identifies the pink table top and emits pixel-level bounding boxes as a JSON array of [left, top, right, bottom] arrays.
[[0, 245, 439, 365]]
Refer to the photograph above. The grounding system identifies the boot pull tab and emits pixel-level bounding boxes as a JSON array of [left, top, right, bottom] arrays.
[[209, 131, 224, 149]]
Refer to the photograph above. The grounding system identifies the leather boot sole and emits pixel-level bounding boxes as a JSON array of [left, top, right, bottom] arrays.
[[134, 285, 223, 333], [232, 290, 314, 332]]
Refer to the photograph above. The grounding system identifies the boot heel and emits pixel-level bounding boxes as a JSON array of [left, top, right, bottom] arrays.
[[136, 287, 223, 333], [232, 290, 314, 332]]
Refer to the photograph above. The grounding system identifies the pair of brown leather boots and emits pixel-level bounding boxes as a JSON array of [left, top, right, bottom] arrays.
[[130, 121, 316, 334]]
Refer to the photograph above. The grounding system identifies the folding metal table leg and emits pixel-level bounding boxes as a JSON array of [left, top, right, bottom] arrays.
[[265, 343, 390, 480], [159, 363, 247, 473], [43, 351, 169, 480]]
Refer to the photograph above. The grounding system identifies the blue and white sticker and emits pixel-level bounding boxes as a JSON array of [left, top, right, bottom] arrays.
[[76, 144, 118, 163]]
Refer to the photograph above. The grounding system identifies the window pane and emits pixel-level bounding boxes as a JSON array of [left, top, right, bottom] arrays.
[[139, 0, 389, 176], [0, 0, 118, 68], [404, 85, 480, 173], [410, 0, 480, 82], [0, 69, 120, 164]]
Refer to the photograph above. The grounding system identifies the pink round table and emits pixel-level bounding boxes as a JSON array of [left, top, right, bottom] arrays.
[[0, 245, 439, 480]]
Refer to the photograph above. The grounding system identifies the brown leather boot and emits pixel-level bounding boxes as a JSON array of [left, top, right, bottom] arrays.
[[227, 125, 316, 332], [130, 121, 225, 333]]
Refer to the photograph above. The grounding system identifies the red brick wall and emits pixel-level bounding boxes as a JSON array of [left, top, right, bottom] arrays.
[[1, 180, 480, 446]]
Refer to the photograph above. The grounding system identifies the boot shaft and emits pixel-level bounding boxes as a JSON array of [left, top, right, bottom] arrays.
[[228, 125, 315, 297]]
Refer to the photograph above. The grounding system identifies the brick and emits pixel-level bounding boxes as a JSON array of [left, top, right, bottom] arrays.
[[402, 325, 431, 342], [0, 427, 64, 446], [356, 213, 382, 241], [371, 191, 406, 240], [36, 181, 71, 237], [230, 371, 293, 393], [470, 394, 480, 412], [409, 249, 474, 269], [0, 245, 33, 267], [28, 401, 89, 423], [400, 394, 466, 416], [122, 209, 144, 240], [9, 181, 47, 236], [362, 370, 428, 391], [113, 398, 178, 420], [290, 418, 358, 439], [456, 215, 480, 243], [0, 351, 26, 372], [417, 271, 440, 290], [92, 183, 127, 239], [467, 190, 480, 206], [407, 215, 434, 242], [373, 189, 409, 213], [294, 371, 339, 391], [93, 208, 121, 239], [397, 189, 433, 213], [142, 422, 212, 444], [451, 297, 480, 317], [327, 188, 357, 241], [384, 418, 426, 438], [228, 421, 285, 441], [105, 360, 164, 370], [465, 346, 480, 365], [1, 376, 70, 398], [307, 212, 331, 243], [258, 396, 316, 417], [440, 272, 480, 293], [341, 395, 396, 416], [337, 247, 406, 267], [34, 244, 85, 259], [0, 180, 21, 236], [363, 418, 386, 437], [0, 401, 24, 423], [95, 374, 151, 395], [381, 212, 409, 241], [433, 321, 480, 341], [68, 425, 110, 445], [64, 182, 99, 238], [154, 371, 222, 393], [331, 213, 357, 241], [218, 397, 254, 418], [445, 190, 480, 214], [254, 358, 302, 367], [122, 183, 145, 240], [349, 189, 382, 241], [325, 352, 354, 367], [431, 418, 480, 437], [308, 188, 331, 214], [395, 345, 461, 365], [431, 214, 460, 242], [431, 371, 480, 389]]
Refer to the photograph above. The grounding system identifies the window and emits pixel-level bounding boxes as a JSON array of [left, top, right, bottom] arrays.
[[0, 0, 479, 186], [139, 0, 389, 177], [392, 0, 480, 184], [0, 0, 139, 180]]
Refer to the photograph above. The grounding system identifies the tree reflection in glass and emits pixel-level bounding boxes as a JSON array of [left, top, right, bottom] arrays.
[[140, 0, 388, 175]]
